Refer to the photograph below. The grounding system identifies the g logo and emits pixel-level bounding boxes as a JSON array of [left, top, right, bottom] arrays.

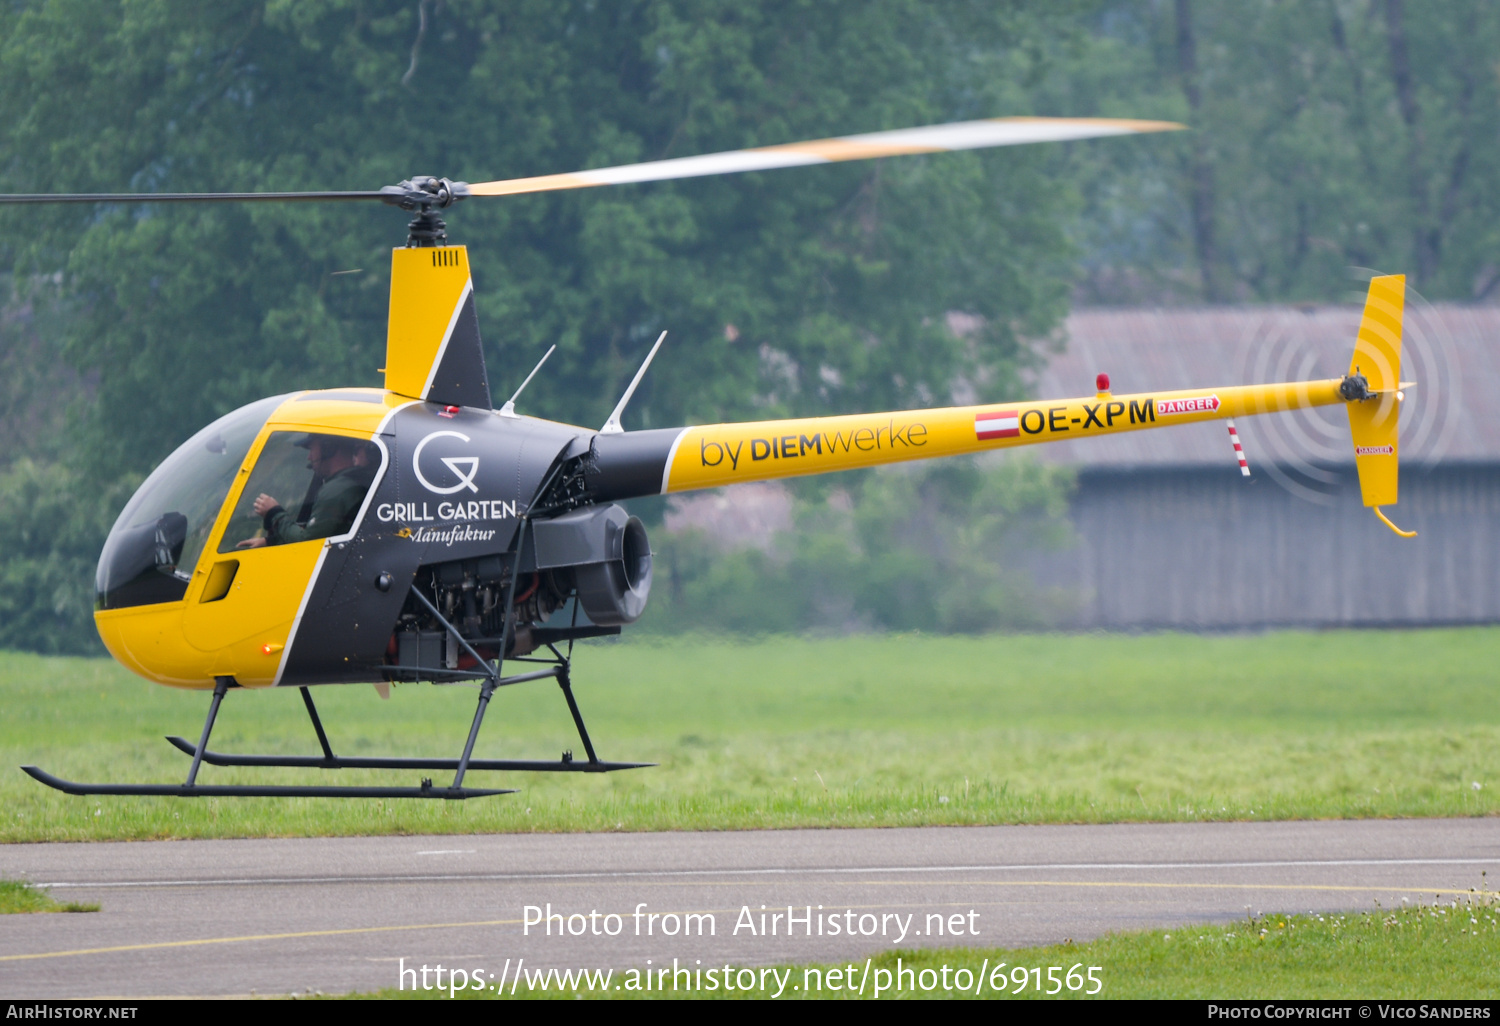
[[412, 430, 481, 495]]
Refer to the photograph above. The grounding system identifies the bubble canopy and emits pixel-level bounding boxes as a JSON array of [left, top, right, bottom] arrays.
[[96, 395, 289, 610]]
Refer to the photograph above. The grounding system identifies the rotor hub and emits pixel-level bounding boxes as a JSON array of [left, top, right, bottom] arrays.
[[1339, 371, 1374, 402], [380, 176, 470, 247]]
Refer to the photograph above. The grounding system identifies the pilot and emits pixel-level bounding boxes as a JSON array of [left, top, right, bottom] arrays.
[[237, 434, 377, 548], [353, 440, 381, 470]]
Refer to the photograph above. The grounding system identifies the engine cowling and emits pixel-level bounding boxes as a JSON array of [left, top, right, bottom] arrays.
[[532, 504, 653, 626]]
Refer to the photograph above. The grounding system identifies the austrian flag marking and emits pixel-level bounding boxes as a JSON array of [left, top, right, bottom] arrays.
[[1156, 394, 1221, 416], [975, 409, 1020, 440]]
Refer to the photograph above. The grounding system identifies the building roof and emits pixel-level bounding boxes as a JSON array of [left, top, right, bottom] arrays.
[[1024, 302, 1492, 469]]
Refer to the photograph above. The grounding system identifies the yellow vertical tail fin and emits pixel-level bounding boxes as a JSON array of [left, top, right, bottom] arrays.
[[384, 246, 492, 409], [1344, 274, 1412, 535]]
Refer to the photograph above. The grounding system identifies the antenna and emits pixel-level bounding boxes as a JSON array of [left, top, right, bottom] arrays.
[[600, 331, 666, 434], [497, 344, 556, 418]]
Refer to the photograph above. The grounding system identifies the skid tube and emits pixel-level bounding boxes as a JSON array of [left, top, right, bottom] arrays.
[[20, 766, 511, 800], [24, 662, 649, 798]]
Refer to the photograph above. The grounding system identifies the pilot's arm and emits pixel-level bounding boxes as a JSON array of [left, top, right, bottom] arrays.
[[261, 469, 371, 545], [235, 493, 281, 548]]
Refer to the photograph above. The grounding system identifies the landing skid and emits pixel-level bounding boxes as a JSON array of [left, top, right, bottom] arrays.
[[24, 664, 646, 799], [22, 529, 650, 799], [19, 765, 511, 800]]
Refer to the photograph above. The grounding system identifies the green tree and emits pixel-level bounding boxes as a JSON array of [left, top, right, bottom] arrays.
[[1, 0, 1086, 472], [0, 0, 1094, 651], [0, 459, 131, 653], [1049, 0, 1500, 303]]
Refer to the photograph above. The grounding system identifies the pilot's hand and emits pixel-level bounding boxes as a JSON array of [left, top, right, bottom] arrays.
[[236, 537, 268, 549], [251, 493, 280, 516]]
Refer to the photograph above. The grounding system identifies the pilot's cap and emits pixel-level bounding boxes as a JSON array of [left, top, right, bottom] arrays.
[[294, 433, 359, 455]]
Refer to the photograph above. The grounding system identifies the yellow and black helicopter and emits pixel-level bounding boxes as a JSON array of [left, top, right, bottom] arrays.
[[5, 117, 1413, 799]]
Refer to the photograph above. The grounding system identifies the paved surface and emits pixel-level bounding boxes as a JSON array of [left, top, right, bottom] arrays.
[[0, 819, 1496, 997]]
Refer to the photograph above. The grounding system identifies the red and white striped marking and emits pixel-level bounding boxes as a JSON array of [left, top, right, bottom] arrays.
[[975, 409, 1020, 440], [1226, 419, 1250, 477]]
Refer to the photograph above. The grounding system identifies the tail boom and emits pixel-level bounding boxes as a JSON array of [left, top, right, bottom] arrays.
[[583, 276, 1412, 531], [655, 379, 1345, 494]]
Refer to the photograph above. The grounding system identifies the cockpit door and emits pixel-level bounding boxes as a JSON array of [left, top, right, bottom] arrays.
[[182, 428, 381, 684]]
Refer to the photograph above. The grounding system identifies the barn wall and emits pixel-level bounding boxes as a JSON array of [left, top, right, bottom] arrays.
[[1036, 463, 1500, 628]]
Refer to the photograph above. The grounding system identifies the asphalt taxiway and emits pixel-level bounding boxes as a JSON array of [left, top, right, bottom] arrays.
[[1, 818, 1495, 997]]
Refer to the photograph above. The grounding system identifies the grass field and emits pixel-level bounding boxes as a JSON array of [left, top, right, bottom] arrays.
[[365, 892, 1500, 1000], [0, 879, 97, 914], [1, 628, 1497, 841]]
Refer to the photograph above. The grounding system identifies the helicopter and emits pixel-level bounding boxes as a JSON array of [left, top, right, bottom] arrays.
[[4, 116, 1413, 800]]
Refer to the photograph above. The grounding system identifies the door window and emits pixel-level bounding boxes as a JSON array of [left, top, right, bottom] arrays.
[[217, 432, 378, 551]]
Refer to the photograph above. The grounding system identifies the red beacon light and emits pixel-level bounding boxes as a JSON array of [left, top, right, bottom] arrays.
[[1096, 373, 1110, 395]]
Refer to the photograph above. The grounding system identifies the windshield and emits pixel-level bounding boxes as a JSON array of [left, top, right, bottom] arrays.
[[96, 394, 290, 610]]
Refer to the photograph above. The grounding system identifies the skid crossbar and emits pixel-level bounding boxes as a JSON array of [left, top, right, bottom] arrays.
[[160, 735, 652, 773]]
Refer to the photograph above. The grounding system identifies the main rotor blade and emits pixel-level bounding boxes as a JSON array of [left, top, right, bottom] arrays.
[[0, 190, 386, 204], [468, 116, 1182, 197], [0, 118, 1179, 208]]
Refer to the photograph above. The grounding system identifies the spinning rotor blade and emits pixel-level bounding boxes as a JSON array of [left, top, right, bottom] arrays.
[[0, 190, 387, 204], [467, 117, 1182, 197], [0, 118, 1179, 209]]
